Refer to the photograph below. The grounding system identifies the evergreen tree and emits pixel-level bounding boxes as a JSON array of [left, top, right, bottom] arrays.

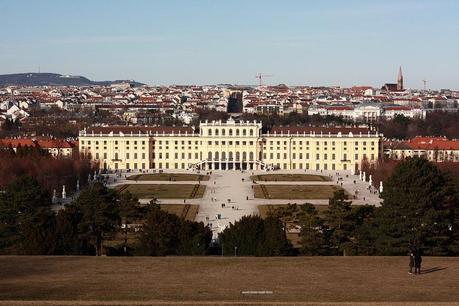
[[268, 204, 299, 235], [324, 190, 354, 255], [19, 207, 57, 255], [262, 216, 294, 256], [219, 215, 292, 256], [118, 191, 145, 224], [375, 157, 458, 255], [0, 176, 52, 254], [348, 205, 377, 255], [139, 204, 181, 256], [54, 205, 94, 255], [76, 182, 119, 256], [219, 215, 265, 256], [176, 220, 212, 255], [298, 204, 328, 255]]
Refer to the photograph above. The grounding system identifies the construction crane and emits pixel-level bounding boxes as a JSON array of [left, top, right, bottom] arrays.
[[255, 73, 274, 86], [422, 79, 427, 91]]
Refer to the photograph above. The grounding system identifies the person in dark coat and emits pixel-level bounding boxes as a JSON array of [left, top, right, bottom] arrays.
[[408, 252, 415, 274], [414, 251, 422, 275]]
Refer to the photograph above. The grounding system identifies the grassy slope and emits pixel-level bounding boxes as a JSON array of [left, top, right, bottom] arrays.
[[0, 256, 457, 304]]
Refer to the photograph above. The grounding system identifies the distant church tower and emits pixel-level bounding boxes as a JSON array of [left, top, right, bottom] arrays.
[[397, 66, 404, 91]]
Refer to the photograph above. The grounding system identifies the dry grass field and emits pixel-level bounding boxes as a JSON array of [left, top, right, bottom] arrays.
[[251, 173, 331, 182], [159, 204, 199, 221], [0, 256, 458, 305], [117, 184, 206, 199], [127, 173, 209, 181], [253, 184, 344, 199], [258, 204, 329, 219]]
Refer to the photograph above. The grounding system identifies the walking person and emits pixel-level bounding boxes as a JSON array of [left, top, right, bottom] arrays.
[[408, 251, 414, 274], [414, 250, 422, 275]]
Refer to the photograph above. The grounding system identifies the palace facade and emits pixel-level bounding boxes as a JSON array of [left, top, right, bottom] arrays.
[[79, 119, 383, 171]]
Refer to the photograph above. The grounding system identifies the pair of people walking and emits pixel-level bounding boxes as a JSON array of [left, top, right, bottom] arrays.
[[409, 250, 422, 275]]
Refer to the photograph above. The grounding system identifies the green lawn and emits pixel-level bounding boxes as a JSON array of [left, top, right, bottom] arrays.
[[127, 173, 209, 181], [117, 184, 206, 199], [254, 184, 344, 199], [250, 173, 331, 182]]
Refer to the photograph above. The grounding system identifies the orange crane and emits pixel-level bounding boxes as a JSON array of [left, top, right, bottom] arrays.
[[255, 73, 274, 86]]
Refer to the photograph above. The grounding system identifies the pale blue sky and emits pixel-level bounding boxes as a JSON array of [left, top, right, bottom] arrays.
[[1, 0, 458, 89]]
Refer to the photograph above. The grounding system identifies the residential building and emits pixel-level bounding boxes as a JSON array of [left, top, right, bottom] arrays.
[[384, 137, 459, 162], [0, 137, 76, 157]]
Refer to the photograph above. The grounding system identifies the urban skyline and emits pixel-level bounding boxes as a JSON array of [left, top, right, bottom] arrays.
[[1, 0, 458, 89]]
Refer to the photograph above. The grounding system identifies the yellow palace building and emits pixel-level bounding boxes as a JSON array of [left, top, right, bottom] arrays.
[[78, 119, 382, 172]]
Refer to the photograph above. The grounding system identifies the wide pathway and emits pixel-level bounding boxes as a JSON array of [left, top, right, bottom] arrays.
[[102, 169, 382, 238]]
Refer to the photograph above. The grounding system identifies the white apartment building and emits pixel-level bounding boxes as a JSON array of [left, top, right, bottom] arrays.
[[308, 103, 425, 121]]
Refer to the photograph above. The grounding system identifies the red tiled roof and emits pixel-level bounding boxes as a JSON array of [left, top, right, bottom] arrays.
[[0, 138, 75, 149], [36, 139, 74, 148], [0, 139, 36, 148], [408, 137, 459, 150]]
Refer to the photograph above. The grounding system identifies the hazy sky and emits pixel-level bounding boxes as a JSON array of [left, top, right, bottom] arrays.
[[1, 0, 458, 89]]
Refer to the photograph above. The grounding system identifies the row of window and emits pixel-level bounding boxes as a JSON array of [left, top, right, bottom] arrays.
[[82, 146, 146, 151], [82, 139, 377, 146], [206, 141, 255, 146], [265, 146, 376, 152], [94, 152, 148, 160], [206, 128, 256, 137], [81, 140, 147, 145], [83, 139, 377, 149], [157, 151, 257, 161], [268, 140, 376, 146], [124, 162, 147, 170], [157, 140, 256, 146], [264, 153, 375, 161], [152, 152, 375, 161], [148, 162, 352, 171]]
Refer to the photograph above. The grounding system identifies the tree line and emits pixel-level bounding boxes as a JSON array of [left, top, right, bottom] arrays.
[[376, 112, 459, 140], [0, 157, 457, 256], [0, 178, 213, 256], [0, 146, 96, 194], [362, 158, 459, 190], [276, 158, 459, 256], [220, 157, 458, 256]]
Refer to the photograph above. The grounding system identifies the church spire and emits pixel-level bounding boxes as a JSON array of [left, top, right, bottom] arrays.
[[397, 66, 404, 91]]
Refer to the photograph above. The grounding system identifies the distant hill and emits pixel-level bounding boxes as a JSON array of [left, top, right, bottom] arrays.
[[0, 73, 145, 87]]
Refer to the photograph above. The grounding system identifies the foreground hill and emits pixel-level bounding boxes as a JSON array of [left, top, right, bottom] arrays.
[[0, 73, 144, 86], [0, 256, 458, 305]]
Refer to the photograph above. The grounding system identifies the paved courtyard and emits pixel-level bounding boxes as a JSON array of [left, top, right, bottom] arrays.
[[107, 169, 382, 238]]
